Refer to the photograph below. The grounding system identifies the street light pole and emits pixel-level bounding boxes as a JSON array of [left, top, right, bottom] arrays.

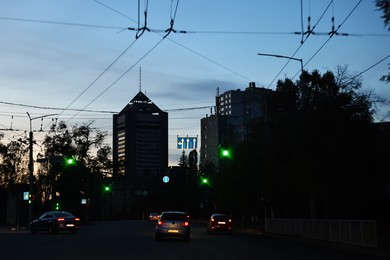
[[26, 112, 57, 227], [257, 53, 303, 75], [257, 52, 306, 102]]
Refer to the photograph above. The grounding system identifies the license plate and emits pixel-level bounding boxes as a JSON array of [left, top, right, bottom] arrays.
[[218, 221, 226, 224], [168, 229, 179, 233], [66, 224, 75, 227]]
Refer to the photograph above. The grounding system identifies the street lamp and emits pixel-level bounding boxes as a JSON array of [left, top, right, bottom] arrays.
[[257, 53, 306, 102], [27, 112, 57, 227], [257, 53, 303, 75]]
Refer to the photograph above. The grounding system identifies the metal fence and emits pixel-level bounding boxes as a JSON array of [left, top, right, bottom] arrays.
[[265, 218, 377, 248]]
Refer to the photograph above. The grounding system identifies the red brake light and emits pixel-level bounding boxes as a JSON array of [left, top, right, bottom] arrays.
[[75, 218, 80, 221], [181, 221, 189, 227], [57, 218, 65, 222], [157, 220, 164, 226]]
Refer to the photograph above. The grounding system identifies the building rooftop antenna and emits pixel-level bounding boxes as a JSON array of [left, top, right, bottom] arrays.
[[139, 66, 142, 92]]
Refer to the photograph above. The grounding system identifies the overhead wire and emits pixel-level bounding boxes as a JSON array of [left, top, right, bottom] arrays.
[[53, 40, 138, 117], [265, 0, 366, 89], [0, 16, 125, 30], [1, 1, 387, 142], [264, 0, 334, 88], [41, 0, 150, 129], [292, 0, 363, 79], [136, 0, 149, 39], [64, 1, 181, 122], [2, 15, 386, 38]]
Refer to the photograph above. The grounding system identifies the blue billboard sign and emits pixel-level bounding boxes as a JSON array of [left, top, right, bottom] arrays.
[[177, 136, 198, 149]]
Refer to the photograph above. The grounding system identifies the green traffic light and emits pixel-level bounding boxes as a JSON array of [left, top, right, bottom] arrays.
[[220, 148, 232, 158], [104, 186, 111, 192], [66, 158, 75, 165], [64, 156, 76, 166], [202, 178, 208, 184]]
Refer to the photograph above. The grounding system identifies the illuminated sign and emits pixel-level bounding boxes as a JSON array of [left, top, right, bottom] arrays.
[[177, 136, 198, 149], [24, 192, 29, 201]]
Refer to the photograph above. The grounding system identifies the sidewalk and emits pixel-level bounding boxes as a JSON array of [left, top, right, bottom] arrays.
[[0, 225, 29, 233], [236, 224, 390, 259]]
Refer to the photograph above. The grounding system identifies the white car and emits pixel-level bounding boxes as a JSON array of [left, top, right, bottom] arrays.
[[155, 211, 191, 241]]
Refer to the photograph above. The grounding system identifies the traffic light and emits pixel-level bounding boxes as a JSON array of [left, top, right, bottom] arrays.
[[65, 157, 76, 165], [219, 147, 232, 159], [103, 185, 111, 192], [55, 202, 60, 210], [201, 177, 208, 184]]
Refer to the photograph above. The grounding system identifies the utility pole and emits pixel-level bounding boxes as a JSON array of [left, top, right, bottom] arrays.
[[27, 112, 57, 227]]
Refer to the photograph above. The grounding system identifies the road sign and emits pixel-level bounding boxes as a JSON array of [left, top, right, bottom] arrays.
[[177, 136, 198, 149], [23, 192, 29, 201]]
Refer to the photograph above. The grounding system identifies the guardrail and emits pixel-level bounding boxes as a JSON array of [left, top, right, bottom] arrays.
[[265, 218, 377, 248]]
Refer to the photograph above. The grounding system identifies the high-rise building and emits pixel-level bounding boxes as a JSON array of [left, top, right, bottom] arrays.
[[112, 91, 168, 217], [200, 82, 274, 168]]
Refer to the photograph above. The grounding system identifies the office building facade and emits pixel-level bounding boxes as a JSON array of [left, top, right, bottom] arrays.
[[112, 91, 168, 218]]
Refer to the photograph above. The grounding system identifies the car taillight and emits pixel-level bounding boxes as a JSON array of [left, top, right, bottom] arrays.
[[181, 221, 189, 227], [157, 220, 165, 226], [57, 218, 65, 222], [75, 218, 80, 221]]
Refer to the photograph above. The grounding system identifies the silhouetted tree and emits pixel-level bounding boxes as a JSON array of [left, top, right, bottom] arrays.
[[187, 149, 198, 176], [36, 120, 111, 217], [376, 0, 390, 83], [267, 66, 385, 220], [0, 138, 28, 188], [178, 150, 188, 168]]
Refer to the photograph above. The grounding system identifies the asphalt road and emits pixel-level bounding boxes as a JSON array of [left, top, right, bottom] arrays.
[[0, 220, 389, 260]]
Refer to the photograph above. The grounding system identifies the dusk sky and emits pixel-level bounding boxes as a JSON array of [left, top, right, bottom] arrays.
[[0, 0, 389, 166]]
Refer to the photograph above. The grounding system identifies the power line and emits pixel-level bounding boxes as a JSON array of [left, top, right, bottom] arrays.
[[0, 16, 125, 30], [61, 0, 177, 124], [292, 0, 364, 78], [0, 99, 214, 114], [265, 0, 364, 88], [0, 100, 116, 113]]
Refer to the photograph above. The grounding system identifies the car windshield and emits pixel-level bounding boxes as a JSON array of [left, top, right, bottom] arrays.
[[161, 213, 186, 221]]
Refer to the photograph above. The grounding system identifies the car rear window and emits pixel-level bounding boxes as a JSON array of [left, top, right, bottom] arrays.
[[55, 212, 73, 218], [161, 213, 185, 221], [214, 215, 228, 220]]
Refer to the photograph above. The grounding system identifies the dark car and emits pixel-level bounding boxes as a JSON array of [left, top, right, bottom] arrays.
[[148, 212, 160, 221], [206, 213, 233, 234], [30, 211, 80, 234], [155, 211, 191, 241]]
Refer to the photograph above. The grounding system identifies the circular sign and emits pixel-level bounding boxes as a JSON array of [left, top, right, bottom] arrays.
[[162, 176, 170, 183]]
